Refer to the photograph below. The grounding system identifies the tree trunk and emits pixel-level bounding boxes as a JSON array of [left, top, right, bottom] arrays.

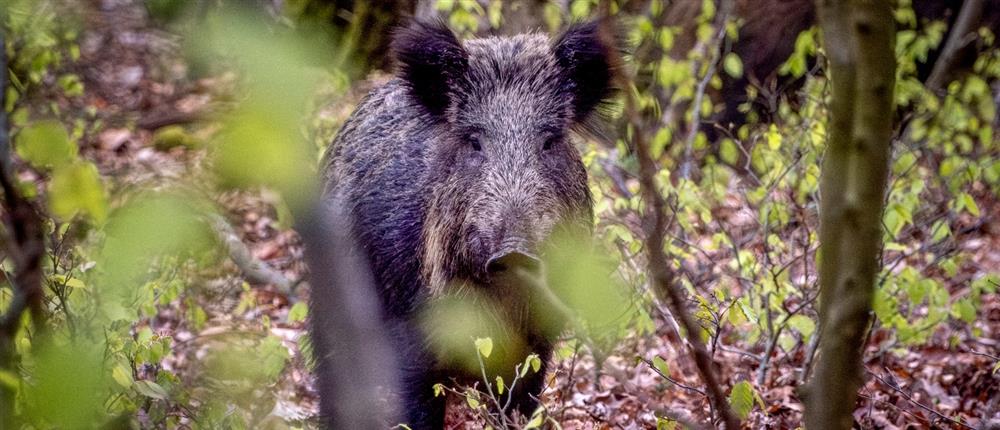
[[803, 1, 896, 429]]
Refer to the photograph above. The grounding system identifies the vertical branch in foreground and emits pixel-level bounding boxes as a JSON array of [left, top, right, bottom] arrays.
[[804, 1, 895, 429], [299, 201, 397, 429], [0, 30, 47, 428], [924, 0, 984, 93], [610, 18, 741, 428]]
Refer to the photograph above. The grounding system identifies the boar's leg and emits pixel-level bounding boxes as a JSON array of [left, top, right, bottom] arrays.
[[399, 368, 445, 429], [393, 321, 446, 430]]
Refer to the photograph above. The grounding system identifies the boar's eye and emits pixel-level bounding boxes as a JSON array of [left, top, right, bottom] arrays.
[[542, 135, 560, 151], [467, 134, 482, 151]]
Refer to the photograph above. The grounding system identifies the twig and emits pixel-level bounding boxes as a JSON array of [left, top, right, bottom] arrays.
[[757, 291, 819, 385], [208, 213, 298, 297], [866, 368, 976, 430], [679, 3, 732, 180], [476, 347, 511, 429], [639, 357, 707, 397], [925, 0, 985, 92], [557, 340, 582, 423]]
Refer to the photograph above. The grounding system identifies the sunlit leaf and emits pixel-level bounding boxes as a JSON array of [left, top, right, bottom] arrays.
[[728, 380, 756, 420], [49, 161, 107, 223], [134, 380, 170, 400], [26, 342, 108, 428], [652, 355, 670, 377], [15, 120, 76, 168], [475, 337, 494, 358], [723, 52, 743, 78], [287, 302, 308, 323]]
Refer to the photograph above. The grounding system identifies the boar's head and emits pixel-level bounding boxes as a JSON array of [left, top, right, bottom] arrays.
[[392, 20, 620, 292]]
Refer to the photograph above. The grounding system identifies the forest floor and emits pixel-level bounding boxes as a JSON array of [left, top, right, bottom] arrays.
[[39, 1, 1000, 428]]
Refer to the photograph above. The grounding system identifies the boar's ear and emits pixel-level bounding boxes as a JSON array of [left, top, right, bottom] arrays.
[[392, 21, 469, 117], [552, 19, 623, 123]]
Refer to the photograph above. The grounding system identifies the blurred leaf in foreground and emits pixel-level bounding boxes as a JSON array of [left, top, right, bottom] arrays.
[[188, 7, 331, 210], [94, 192, 214, 320], [25, 341, 109, 428], [14, 120, 76, 169]]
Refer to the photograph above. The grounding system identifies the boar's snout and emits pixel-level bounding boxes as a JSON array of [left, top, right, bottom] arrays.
[[485, 249, 541, 277]]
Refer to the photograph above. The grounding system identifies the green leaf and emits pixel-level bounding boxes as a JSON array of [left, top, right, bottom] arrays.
[[787, 315, 816, 340], [728, 380, 755, 420], [153, 125, 197, 151], [495, 375, 505, 395], [652, 128, 671, 159], [466, 394, 481, 409], [652, 356, 670, 377], [487, 0, 502, 28], [435, 0, 455, 11], [658, 28, 676, 51], [112, 364, 133, 388], [15, 120, 76, 168], [49, 161, 107, 223], [930, 220, 951, 243], [432, 383, 445, 397], [57, 74, 85, 97], [134, 380, 169, 400], [0, 370, 20, 390], [765, 124, 782, 150], [523, 409, 545, 429], [951, 299, 976, 323], [723, 52, 743, 78], [959, 193, 980, 217], [720, 138, 739, 165], [475, 337, 493, 358], [657, 417, 678, 430], [287, 302, 308, 323], [49, 274, 86, 289], [528, 353, 542, 373]]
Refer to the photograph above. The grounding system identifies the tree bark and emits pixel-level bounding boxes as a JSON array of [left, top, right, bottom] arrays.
[[804, 1, 896, 429]]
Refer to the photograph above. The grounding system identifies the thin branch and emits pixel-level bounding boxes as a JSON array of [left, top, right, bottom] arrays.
[[207, 213, 298, 296], [866, 369, 976, 430], [679, 1, 733, 179], [924, 0, 985, 92], [639, 357, 707, 397], [620, 27, 741, 429]]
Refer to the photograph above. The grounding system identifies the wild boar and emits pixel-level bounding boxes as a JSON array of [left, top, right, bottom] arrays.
[[312, 19, 620, 429]]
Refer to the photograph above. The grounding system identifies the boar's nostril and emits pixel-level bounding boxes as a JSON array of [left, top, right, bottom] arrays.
[[486, 251, 542, 276]]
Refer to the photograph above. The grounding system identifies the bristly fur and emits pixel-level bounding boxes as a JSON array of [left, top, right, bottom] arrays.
[[552, 18, 626, 139], [391, 20, 469, 117], [315, 19, 621, 430]]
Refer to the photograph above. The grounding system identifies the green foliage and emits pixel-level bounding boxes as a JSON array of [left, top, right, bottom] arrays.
[[727, 380, 761, 420], [1, 0, 997, 427], [48, 161, 107, 222], [14, 120, 76, 168]]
